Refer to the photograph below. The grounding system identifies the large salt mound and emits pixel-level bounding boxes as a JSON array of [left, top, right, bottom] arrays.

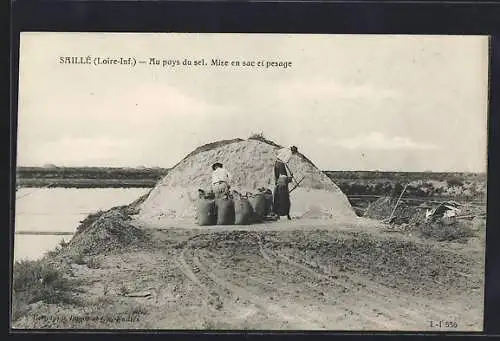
[[138, 138, 356, 222]]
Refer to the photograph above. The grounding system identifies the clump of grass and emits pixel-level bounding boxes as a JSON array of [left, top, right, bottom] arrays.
[[118, 284, 129, 296], [417, 220, 476, 243], [45, 238, 71, 258], [201, 319, 232, 330], [249, 131, 265, 139], [14, 296, 150, 329], [45, 246, 62, 258], [12, 259, 79, 321], [75, 210, 106, 235], [130, 305, 148, 315], [70, 252, 86, 265], [86, 257, 101, 269], [59, 238, 70, 248], [85, 300, 147, 323], [248, 132, 282, 148]]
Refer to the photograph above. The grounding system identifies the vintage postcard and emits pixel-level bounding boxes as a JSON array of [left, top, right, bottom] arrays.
[[13, 32, 488, 331]]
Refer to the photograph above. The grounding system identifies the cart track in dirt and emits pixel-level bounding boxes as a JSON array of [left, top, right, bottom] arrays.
[[269, 248, 457, 322], [163, 226, 482, 331], [177, 242, 326, 329], [195, 247, 386, 330], [258, 239, 431, 329]]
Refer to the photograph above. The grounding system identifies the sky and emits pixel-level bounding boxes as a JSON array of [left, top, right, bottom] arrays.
[[16, 33, 489, 172]]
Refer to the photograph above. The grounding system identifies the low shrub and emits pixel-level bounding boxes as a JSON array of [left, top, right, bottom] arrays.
[[118, 284, 129, 296], [417, 220, 476, 243], [447, 178, 465, 188], [70, 253, 86, 265], [12, 259, 79, 321]]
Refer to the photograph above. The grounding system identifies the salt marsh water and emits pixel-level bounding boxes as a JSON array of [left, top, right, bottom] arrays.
[[13, 188, 150, 261]]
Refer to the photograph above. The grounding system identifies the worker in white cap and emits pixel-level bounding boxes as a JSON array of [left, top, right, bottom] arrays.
[[274, 145, 298, 183]]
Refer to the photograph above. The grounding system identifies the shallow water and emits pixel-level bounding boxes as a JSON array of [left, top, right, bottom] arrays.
[[13, 188, 150, 261]]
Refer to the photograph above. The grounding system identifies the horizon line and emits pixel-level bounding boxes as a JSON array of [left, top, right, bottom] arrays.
[[15, 165, 487, 174]]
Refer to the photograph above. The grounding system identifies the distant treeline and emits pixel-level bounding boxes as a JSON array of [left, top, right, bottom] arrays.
[[17, 178, 157, 188], [323, 171, 487, 182], [18, 167, 486, 181], [325, 171, 487, 201], [16, 167, 169, 180]]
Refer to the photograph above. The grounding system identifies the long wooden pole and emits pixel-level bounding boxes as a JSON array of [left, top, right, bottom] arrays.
[[387, 183, 409, 222], [284, 163, 300, 186], [289, 176, 305, 194]]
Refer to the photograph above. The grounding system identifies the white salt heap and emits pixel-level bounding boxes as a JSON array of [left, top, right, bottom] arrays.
[[138, 138, 356, 223]]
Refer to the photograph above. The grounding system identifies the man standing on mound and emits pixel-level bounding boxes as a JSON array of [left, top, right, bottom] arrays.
[[211, 162, 231, 199], [273, 145, 298, 220]]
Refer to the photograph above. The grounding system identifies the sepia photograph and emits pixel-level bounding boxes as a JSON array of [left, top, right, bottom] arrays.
[[12, 32, 488, 331]]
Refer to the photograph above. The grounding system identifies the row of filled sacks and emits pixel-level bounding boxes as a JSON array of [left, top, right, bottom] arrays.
[[196, 189, 275, 225]]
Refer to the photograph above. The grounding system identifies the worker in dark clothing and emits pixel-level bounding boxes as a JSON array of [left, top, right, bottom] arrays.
[[273, 146, 298, 220]]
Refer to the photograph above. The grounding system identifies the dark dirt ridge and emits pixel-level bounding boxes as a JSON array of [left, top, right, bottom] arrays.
[[172, 229, 481, 299]]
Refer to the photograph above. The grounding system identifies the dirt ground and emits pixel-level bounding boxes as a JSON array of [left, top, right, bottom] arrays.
[[14, 217, 485, 331]]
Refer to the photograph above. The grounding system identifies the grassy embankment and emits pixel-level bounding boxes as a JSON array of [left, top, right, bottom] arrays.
[[11, 195, 152, 328]]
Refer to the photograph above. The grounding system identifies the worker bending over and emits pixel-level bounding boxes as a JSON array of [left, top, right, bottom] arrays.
[[211, 162, 232, 199]]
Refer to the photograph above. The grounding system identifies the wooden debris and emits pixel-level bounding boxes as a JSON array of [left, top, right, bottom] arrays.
[[125, 291, 152, 298]]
